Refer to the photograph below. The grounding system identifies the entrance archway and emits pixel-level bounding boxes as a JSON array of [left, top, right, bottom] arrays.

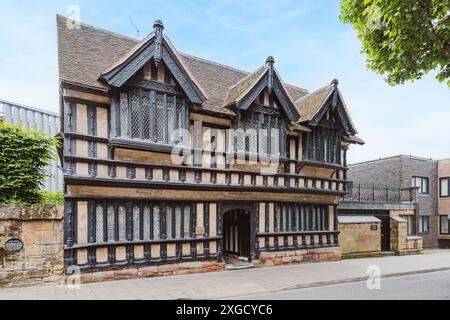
[[222, 209, 251, 262]]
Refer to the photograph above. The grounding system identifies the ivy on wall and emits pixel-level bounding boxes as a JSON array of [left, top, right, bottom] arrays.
[[0, 122, 59, 204]]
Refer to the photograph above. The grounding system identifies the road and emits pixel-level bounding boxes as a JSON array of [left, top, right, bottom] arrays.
[[229, 270, 450, 300]]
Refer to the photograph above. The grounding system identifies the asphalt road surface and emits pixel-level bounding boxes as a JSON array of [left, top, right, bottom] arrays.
[[229, 270, 450, 300]]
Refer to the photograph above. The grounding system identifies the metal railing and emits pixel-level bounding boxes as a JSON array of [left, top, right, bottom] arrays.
[[343, 182, 416, 203]]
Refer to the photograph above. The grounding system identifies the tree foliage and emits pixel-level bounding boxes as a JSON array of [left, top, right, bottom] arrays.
[[340, 0, 450, 87], [0, 122, 59, 204]]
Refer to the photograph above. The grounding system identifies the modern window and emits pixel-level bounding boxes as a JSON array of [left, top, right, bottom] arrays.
[[412, 176, 429, 194], [275, 203, 328, 232], [234, 97, 286, 157], [401, 215, 416, 236], [440, 178, 450, 197], [440, 215, 450, 235], [419, 216, 430, 234]]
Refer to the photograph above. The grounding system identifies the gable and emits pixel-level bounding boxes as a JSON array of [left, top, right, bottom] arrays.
[[101, 22, 206, 105], [309, 88, 357, 135], [225, 59, 300, 122], [296, 81, 357, 136]]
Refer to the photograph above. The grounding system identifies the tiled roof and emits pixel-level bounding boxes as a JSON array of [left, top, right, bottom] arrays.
[[56, 15, 308, 117], [295, 84, 334, 123], [225, 65, 268, 107]]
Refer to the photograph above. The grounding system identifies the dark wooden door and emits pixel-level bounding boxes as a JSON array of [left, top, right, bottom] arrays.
[[223, 210, 251, 258], [375, 214, 390, 251], [238, 212, 251, 258]]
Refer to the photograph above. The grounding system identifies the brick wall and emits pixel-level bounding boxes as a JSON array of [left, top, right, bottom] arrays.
[[0, 205, 64, 287]]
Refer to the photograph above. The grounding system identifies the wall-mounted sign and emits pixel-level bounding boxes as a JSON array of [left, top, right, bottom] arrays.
[[5, 238, 24, 255], [371, 225, 378, 231]]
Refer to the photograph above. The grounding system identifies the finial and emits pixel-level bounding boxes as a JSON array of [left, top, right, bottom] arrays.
[[267, 56, 275, 94], [331, 79, 339, 109], [153, 19, 164, 30], [153, 19, 164, 67]]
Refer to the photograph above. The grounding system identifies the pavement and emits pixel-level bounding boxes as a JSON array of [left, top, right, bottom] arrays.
[[1, 249, 450, 300]]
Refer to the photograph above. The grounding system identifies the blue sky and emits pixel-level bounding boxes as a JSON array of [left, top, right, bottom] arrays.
[[0, 0, 449, 163]]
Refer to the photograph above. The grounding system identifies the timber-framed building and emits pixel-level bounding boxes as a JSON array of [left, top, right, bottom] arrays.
[[57, 15, 363, 279]]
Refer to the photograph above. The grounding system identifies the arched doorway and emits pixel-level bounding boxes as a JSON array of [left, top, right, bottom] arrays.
[[222, 209, 251, 262]]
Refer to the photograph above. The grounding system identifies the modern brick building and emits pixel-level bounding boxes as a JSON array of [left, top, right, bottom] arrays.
[[347, 155, 439, 248], [438, 159, 450, 247]]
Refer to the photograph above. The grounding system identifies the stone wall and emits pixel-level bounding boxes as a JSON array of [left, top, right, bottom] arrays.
[[390, 216, 423, 255], [339, 222, 381, 257], [0, 205, 64, 287], [257, 247, 341, 266], [76, 261, 225, 284]]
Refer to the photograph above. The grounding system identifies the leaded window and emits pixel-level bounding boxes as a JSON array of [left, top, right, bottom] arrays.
[[95, 204, 104, 242], [183, 205, 191, 238], [166, 206, 173, 239], [88, 201, 194, 243], [118, 88, 187, 145], [153, 205, 161, 240], [143, 206, 151, 240], [132, 205, 140, 240], [274, 203, 328, 232], [107, 205, 115, 242], [234, 104, 286, 157], [304, 125, 341, 164], [118, 205, 126, 241]]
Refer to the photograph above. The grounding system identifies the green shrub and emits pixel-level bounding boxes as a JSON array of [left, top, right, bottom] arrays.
[[39, 191, 64, 205], [0, 122, 59, 204]]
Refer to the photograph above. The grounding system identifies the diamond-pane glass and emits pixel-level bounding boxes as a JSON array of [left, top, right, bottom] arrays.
[[167, 96, 175, 143], [120, 93, 129, 137], [166, 206, 173, 239], [118, 206, 126, 241], [107, 205, 115, 242], [153, 206, 160, 240], [131, 91, 140, 139], [176, 99, 183, 143], [275, 206, 281, 232], [133, 205, 140, 240], [143, 206, 150, 240], [156, 95, 165, 143], [95, 204, 104, 242], [142, 91, 151, 140], [175, 206, 182, 238], [183, 206, 190, 237]]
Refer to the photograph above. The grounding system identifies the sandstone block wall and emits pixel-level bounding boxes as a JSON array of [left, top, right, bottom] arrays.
[[0, 205, 64, 287], [339, 222, 381, 256]]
